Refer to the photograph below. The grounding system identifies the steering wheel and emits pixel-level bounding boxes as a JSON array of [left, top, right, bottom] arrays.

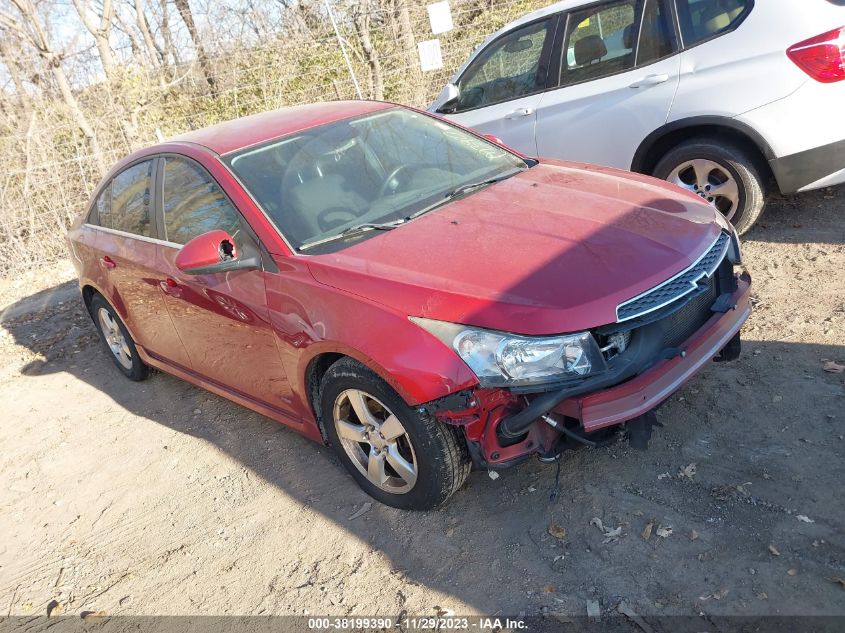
[[317, 206, 359, 232], [376, 165, 413, 199]]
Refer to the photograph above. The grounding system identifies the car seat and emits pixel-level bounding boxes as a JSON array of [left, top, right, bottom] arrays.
[[282, 134, 370, 240], [701, 0, 746, 38], [574, 35, 607, 65]]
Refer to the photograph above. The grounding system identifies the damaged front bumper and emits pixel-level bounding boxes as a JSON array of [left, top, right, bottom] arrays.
[[432, 271, 752, 469]]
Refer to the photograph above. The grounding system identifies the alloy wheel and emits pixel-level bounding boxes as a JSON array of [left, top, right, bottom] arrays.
[[332, 389, 418, 494], [97, 307, 133, 370], [667, 159, 740, 221]]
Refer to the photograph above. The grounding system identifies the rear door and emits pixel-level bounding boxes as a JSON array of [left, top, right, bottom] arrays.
[[89, 158, 191, 367], [154, 155, 295, 412], [446, 16, 557, 155], [670, 0, 802, 119], [534, 0, 680, 168]]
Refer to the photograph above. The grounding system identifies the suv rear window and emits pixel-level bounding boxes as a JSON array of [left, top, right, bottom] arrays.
[[676, 0, 752, 47]]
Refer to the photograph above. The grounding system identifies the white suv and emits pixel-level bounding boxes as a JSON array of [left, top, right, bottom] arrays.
[[430, 0, 845, 233]]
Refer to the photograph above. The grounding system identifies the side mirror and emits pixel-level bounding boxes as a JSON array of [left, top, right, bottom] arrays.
[[175, 229, 261, 275], [435, 83, 461, 114]]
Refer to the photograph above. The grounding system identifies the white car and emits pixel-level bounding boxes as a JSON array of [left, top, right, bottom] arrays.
[[430, 0, 845, 233]]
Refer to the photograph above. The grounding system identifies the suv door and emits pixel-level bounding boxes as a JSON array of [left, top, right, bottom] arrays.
[[88, 158, 191, 367], [534, 0, 680, 168], [154, 155, 295, 413], [445, 17, 557, 155], [670, 1, 786, 118]]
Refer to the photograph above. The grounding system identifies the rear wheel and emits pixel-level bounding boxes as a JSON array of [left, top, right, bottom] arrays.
[[90, 294, 149, 381], [320, 358, 470, 510], [653, 138, 766, 234]]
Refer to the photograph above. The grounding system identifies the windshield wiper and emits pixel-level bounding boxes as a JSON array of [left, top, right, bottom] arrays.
[[407, 170, 522, 222], [298, 219, 405, 252], [445, 177, 504, 200], [299, 170, 522, 251]]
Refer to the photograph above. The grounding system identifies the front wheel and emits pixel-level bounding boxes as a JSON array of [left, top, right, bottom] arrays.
[[321, 358, 470, 510], [653, 138, 766, 234]]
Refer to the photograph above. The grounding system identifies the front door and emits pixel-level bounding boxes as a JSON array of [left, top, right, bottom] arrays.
[[535, 0, 680, 169], [447, 16, 557, 155], [91, 158, 191, 367], [154, 155, 295, 412]]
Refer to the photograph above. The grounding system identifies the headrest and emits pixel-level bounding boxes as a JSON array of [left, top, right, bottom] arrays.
[[623, 24, 636, 50], [703, 11, 730, 34], [574, 35, 607, 66]]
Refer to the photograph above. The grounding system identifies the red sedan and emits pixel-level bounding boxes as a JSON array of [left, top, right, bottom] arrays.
[[67, 101, 751, 509]]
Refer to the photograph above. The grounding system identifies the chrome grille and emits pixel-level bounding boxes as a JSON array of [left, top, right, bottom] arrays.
[[616, 232, 730, 323]]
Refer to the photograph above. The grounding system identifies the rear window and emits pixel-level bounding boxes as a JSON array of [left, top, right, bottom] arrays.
[[110, 160, 154, 237], [91, 183, 111, 227], [87, 160, 154, 238], [676, 0, 752, 47]]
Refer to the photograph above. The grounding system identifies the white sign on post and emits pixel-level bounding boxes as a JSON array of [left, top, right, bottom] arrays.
[[427, 1, 453, 35], [418, 39, 444, 72]]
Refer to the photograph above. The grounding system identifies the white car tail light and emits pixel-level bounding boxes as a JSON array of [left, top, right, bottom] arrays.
[[787, 26, 845, 83]]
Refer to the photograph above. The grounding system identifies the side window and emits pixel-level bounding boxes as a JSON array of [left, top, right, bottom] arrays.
[[111, 160, 154, 237], [456, 19, 552, 111], [637, 0, 675, 65], [162, 157, 241, 244], [90, 183, 111, 227], [676, 0, 751, 47], [561, 1, 637, 86]]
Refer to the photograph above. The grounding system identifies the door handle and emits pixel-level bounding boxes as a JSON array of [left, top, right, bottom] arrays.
[[629, 74, 670, 89], [504, 107, 535, 119], [100, 255, 116, 270]]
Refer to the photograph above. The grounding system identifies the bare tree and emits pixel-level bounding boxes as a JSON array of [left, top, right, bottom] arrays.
[[0, 0, 106, 173], [0, 31, 33, 113], [158, 0, 181, 65], [393, 0, 424, 106], [113, 7, 146, 62], [352, 0, 384, 100], [70, 0, 116, 77], [173, 0, 216, 92], [133, 0, 166, 67]]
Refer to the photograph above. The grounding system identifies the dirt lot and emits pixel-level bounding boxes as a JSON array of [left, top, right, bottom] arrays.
[[1, 186, 844, 624]]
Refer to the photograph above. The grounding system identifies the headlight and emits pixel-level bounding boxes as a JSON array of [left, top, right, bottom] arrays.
[[411, 317, 606, 387]]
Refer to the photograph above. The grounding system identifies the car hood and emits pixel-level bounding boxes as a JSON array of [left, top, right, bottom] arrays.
[[306, 160, 725, 335]]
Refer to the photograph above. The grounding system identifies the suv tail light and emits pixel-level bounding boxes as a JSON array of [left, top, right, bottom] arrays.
[[787, 26, 845, 83]]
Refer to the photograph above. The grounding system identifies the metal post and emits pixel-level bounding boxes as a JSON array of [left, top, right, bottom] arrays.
[[324, 0, 363, 99]]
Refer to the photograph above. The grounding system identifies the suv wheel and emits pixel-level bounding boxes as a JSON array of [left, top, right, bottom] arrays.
[[90, 294, 150, 381], [320, 357, 470, 510], [653, 137, 766, 234]]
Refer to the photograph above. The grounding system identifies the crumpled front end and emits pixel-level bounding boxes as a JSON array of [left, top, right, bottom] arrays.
[[425, 231, 752, 469]]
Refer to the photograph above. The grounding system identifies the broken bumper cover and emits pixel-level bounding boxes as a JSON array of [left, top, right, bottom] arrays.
[[553, 272, 752, 432]]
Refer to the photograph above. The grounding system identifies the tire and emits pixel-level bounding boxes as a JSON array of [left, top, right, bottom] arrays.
[[89, 294, 150, 381], [653, 137, 766, 234], [320, 357, 470, 510]]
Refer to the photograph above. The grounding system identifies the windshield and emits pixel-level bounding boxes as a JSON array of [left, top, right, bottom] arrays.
[[225, 107, 528, 252]]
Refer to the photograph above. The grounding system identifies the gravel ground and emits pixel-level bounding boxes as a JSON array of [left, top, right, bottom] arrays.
[[1, 186, 843, 624]]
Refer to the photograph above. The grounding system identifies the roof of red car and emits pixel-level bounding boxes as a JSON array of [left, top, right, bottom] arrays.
[[170, 100, 394, 155]]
